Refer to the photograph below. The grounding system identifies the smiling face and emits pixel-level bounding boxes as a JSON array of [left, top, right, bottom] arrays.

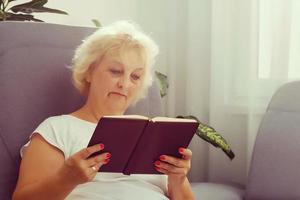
[[85, 49, 145, 115]]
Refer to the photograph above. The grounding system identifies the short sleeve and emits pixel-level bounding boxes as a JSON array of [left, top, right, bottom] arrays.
[[20, 117, 66, 158]]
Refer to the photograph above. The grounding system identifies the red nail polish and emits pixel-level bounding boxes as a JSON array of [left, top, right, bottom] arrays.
[[155, 161, 160, 166], [106, 153, 111, 158], [179, 147, 184, 153], [155, 167, 160, 171], [100, 143, 105, 150], [104, 158, 110, 164], [159, 155, 166, 161]]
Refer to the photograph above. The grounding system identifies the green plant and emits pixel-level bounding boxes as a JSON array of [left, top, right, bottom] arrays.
[[0, 0, 67, 22], [177, 115, 235, 160], [91, 18, 101, 28]]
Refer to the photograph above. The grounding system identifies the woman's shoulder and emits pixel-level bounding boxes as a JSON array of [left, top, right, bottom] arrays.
[[37, 115, 78, 129], [41, 114, 96, 127], [41, 115, 72, 124]]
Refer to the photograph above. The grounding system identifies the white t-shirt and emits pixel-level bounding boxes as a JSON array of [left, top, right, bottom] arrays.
[[21, 115, 169, 200]]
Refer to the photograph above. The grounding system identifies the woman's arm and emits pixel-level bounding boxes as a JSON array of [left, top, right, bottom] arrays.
[[167, 176, 194, 200], [154, 148, 195, 200], [13, 134, 108, 200]]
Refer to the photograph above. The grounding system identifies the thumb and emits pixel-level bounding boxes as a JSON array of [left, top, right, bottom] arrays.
[[75, 143, 104, 160]]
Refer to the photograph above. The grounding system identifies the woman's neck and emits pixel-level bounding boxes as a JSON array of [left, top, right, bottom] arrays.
[[70, 102, 124, 123], [70, 106, 100, 124]]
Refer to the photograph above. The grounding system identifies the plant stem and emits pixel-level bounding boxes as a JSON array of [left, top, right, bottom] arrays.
[[0, 0, 8, 21]]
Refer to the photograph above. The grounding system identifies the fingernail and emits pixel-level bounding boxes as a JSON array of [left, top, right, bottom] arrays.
[[104, 158, 110, 164], [179, 147, 184, 153], [159, 155, 166, 161], [106, 153, 111, 158], [155, 167, 160, 171], [100, 143, 105, 150], [154, 161, 160, 166]]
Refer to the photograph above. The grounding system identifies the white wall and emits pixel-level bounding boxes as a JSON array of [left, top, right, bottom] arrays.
[[33, 0, 138, 27]]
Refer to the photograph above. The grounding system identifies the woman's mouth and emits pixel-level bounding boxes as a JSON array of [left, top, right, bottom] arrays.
[[109, 92, 127, 98]]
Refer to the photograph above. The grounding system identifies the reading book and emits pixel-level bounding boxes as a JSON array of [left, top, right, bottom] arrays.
[[87, 115, 199, 175]]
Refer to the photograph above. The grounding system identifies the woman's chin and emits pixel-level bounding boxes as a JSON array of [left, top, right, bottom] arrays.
[[106, 103, 127, 115]]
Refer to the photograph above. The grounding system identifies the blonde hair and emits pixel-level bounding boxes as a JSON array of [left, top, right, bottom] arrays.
[[71, 20, 159, 104]]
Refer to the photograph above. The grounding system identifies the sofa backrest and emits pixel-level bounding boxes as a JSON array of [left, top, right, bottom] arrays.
[[245, 81, 300, 199], [0, 21, 162, 200]]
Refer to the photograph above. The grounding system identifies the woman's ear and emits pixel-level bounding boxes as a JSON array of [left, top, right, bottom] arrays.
[[86, 71, 92, 83], [85, 61, 97, 83]]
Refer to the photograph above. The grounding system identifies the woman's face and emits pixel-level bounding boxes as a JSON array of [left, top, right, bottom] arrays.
[[86, 51, 145, 115]]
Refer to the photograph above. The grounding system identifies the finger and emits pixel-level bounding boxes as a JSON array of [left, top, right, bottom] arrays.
[[154, 164, 184, 176], [75, 143, 104, 159], [154, 160, 185, 174], [178, 147, 192, 160], [87, 165, 99, 177], [91, 161, 103, 173], [86, 152, 111, 166], [154, 166, 168, 175], [90, 165, 98, 174], [159, 155, 186, 168], [89, 158, 110, 175]]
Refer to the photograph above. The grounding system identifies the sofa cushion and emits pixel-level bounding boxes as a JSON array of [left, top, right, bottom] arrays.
[[191, 182, 245, 200]]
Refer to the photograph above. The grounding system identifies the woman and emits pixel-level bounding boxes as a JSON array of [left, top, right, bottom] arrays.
[[13, 20, 195, 200]]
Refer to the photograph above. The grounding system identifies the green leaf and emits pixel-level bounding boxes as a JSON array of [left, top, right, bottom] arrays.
[[177, 115, 235, 160], [15, 0, 47, 8], [10, 0, 68, 15], [12, 6, 68, 14], [155, 70, 169, 98], [3, 12, 44, 21], [92, 19, 102, 28], [0, 1, 4, 11]]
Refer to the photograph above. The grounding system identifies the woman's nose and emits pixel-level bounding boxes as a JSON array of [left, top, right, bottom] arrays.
[[117, 76, 130, 89]]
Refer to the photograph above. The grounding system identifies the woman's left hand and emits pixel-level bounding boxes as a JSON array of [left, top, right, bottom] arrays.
[[154, 147, 192, 184]]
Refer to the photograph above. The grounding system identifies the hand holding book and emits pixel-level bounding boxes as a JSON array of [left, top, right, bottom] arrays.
[[154, 147, 192, 184]]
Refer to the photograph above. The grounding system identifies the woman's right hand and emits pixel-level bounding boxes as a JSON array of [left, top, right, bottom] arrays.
[[59, 143, 111, 187]]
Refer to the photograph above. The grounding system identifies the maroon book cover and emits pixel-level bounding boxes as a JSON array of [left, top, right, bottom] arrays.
[[87, 116, 199, 175]]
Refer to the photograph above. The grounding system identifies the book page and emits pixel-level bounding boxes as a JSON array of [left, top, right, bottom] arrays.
[[151, 117, 197, 123], [103, 115, 149, 120]]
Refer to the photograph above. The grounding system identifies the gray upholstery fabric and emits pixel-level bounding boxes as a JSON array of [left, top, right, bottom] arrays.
[[191, 182, 245, 200], [0, 21, 162, 200], [245, 81, 300, 200]]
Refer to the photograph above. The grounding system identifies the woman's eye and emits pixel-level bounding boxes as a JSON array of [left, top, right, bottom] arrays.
[[110, 69, 122, 75], [131, 74, 141, 81]]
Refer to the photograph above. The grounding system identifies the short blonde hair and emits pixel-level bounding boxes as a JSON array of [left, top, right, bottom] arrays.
[[71, 20, 159, 104]]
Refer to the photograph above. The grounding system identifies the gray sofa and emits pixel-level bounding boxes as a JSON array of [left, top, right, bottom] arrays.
[[1, 21, 300, 200], [192, 80, 300, 200]]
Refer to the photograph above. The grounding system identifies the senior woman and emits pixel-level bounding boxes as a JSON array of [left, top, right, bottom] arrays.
[[13, 21, 195, 200]]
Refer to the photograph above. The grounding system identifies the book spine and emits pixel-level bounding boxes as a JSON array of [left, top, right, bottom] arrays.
[[123, 120, 150, 175]]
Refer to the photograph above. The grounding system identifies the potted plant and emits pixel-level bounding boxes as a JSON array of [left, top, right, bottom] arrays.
[[0, 0, 67, 21]]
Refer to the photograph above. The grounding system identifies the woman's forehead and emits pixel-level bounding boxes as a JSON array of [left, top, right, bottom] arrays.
[[104, 50, 145, 69]]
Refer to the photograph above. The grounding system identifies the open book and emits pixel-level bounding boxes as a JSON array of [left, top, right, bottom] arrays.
[[87, 115, 199, 175]]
